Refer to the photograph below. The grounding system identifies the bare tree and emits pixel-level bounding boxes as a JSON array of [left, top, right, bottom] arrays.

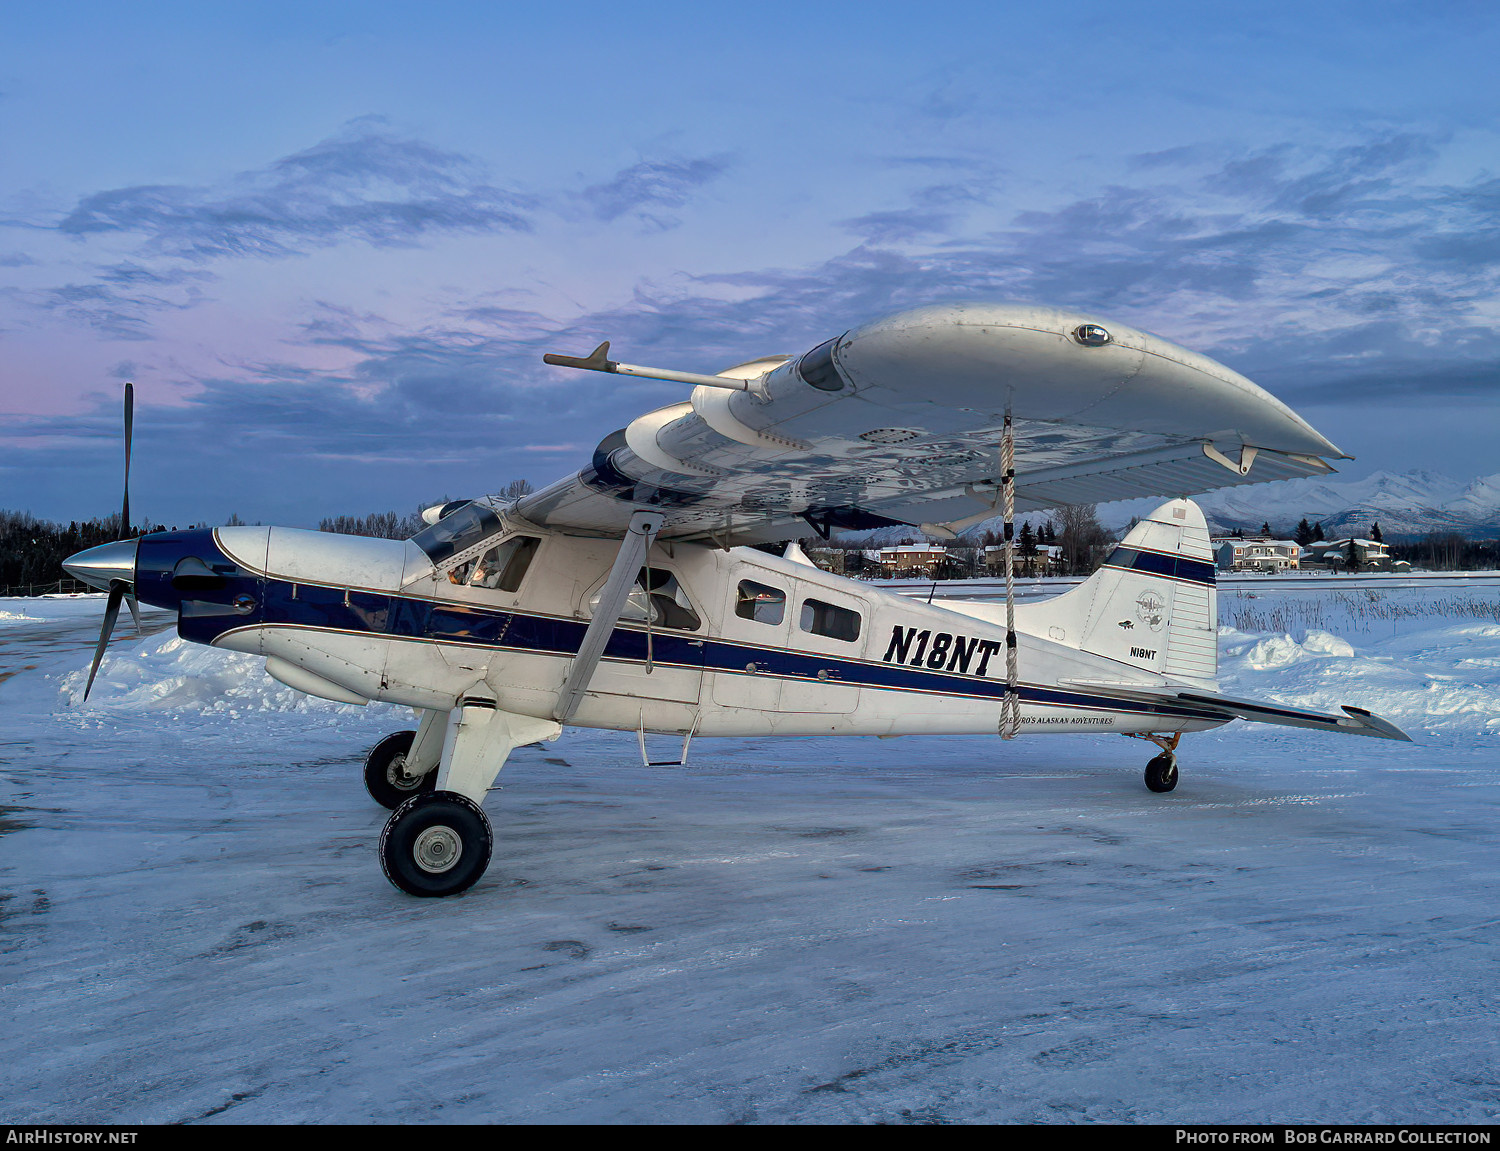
[[1058, 503, 1113, 575]]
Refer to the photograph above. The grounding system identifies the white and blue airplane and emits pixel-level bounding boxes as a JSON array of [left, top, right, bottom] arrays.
[[63, 302, 1410, 897]]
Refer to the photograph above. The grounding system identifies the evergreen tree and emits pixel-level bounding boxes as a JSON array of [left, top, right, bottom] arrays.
[[1260, 522, 1272, 537], [1017, 521, 1037, 576], [1313, 522, 1325, 542], [1371, 522, 1383, 543], [1295, 518, 1314, 546]]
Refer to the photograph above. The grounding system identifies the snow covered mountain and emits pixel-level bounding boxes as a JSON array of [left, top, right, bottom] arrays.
[[1181, 469, 1500, 539], [844, 470, 1500, 545]]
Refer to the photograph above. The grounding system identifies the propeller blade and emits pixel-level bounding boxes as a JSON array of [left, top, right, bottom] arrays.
[[121, 381, 134, 537], [83, 582, 125, 701], [125, 590, 142, 634]]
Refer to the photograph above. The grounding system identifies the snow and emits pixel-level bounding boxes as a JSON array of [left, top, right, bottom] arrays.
[[2, 581, 1499, 1124]]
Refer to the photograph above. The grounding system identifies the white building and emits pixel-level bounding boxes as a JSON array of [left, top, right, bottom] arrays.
[[1212, 537, 1301, 572]]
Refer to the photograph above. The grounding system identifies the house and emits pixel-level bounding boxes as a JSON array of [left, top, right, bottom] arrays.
[[1299, 538, 1394, 573], [1212, 537, 1301, 572], [875, 544, 949, 575], [984, 543, 1064, 575]]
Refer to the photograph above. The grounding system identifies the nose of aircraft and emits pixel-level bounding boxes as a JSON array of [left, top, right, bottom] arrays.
[[63, 538, 139, 591]]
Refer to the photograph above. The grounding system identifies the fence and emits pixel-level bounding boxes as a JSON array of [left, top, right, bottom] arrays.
[[0, 578, 93, 597]]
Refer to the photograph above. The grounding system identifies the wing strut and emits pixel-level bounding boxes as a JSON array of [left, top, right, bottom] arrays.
[[552, 511, 665, 725], [1000, 410, 1021, 740]]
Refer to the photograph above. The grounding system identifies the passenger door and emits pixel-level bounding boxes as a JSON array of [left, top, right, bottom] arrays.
[[782, 579, 866, 714], [583, 566, 706, 705], [710, 570, 791, 711]]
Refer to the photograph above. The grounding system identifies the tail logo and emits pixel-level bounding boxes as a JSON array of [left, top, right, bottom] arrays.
[[1136, 591, 1166, 631]]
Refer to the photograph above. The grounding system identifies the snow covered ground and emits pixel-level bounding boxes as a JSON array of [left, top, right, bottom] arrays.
[[2, 581, 1498, 1124]]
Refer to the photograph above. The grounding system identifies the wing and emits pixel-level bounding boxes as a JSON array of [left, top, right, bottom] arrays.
[[512, 302, 1343, 544]]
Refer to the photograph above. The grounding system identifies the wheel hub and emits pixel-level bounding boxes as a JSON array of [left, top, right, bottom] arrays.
[[412, 825, 463, 873], [386, 753, 422, 791]]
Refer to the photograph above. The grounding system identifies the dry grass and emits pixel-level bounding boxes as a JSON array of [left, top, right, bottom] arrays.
[[1223, 588, 1500, 634]]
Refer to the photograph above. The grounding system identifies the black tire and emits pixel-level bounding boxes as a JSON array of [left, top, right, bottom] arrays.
[[380, 792, 493, 897], [1145, 753, 1179, 793], [363, 730, 435, 809]]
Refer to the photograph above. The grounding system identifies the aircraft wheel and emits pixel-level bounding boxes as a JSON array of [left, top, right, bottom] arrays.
[[380, 792, 493, 897], [1144, 752, 1179, 793], [363, 730, 435, 809]]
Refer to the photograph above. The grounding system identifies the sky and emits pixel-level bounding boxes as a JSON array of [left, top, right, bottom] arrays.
[[2, 0, 1498, 527]]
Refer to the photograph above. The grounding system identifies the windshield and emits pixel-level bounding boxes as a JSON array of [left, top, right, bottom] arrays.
[[410, 503, 504, 565]]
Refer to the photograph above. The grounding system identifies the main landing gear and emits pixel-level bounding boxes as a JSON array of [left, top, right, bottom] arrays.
[[376, 698, 562, 898], [380, 792, 493, 897], [1131, 732, 1182, 793]]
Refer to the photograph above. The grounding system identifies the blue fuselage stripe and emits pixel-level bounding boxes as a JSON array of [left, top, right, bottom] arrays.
[[249, 578, 1224, 722]]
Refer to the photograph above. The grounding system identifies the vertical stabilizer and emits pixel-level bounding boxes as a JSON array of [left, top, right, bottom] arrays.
[[1018, 498, 1218, 687]]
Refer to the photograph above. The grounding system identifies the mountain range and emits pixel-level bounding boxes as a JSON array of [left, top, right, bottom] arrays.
[[844, 470, 1500, 545], [1148, 469, 1500, 540]]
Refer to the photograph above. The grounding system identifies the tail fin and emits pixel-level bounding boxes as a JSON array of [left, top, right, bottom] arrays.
[[1019, 498, 1218, 686]]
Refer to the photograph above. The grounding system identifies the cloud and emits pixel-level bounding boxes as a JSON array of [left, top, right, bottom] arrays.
[[27, 125, 733, 344], [840, 208, 955, 244], [579, 156, 731, 231], [56, 117, 536, 260], [12, 126, 1500, 520], [37, 274, 210, 340]]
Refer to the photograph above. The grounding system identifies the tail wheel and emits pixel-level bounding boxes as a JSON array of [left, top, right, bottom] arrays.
[[380, 792, 493, 897], [1145, 752, 1179, 793], [363, 730, 435, 809]]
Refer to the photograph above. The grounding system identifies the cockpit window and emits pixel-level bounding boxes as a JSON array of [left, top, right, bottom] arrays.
[[411, 502, 503, 565], [587, 568, 701, 631], [797, 337, 846, 392], [468, 536, 540, 592]]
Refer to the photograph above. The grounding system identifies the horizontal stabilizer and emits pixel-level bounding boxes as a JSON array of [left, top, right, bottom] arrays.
[[1060, 680, 1413, 742]]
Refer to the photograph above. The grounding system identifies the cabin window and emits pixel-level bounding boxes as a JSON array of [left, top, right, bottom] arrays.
[[468, 536, 540, 592], [799, 597, 861, 642], [735, 580, 785, 625], [587, 568, 701, 631], [411, 502, 503, 565]]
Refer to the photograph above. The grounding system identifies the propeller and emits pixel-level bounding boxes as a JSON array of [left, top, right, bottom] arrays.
[[80, 383, 140, 699], [84, 581, 128, 700]]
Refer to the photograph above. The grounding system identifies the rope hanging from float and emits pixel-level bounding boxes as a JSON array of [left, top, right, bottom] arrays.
[[1001, 411, 1021, 740]]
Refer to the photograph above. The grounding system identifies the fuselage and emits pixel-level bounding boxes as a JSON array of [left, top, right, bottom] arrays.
[[105, 509, 1231, 740]]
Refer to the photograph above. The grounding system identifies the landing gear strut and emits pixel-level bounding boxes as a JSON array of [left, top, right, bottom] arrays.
[[1130, 732, 1182, 793]]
